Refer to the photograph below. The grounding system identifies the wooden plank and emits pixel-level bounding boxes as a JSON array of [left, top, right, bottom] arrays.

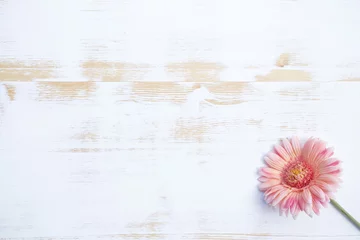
[[1, 0, 360, 239], [1, 82, 360, 239]]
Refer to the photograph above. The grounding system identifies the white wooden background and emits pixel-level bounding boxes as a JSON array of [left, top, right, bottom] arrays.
[[1, 0, 360, 239]]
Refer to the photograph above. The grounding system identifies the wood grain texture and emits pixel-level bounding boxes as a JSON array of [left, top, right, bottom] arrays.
[[1, 0, 360, 239]]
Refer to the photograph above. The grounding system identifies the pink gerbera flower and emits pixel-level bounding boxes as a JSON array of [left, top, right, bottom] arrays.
[[258, 137, 342, 219]]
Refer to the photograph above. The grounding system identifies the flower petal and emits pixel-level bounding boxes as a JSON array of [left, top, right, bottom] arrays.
[[272, 188, 290, 207], [302, 138, 315, 160], [319, 158, 340, 169], [298, 196, 305, 211], [316, 147, 334, 163], [265, 192, 277, 204], [259, 167, 281, 179], [264, 185, 284, 197], [319, 165, 341, 175], [258, 176, 268, 182], [258, 179, 280, 191], [265, 154, 285, 171], [321, 195, 330, 208], [292, 204, 300, 219], [291, 136, 301, 156], [310, 185, 326, 201], [312, 199, 321, 215], [280, 193, 290, 210], [302, 188, 312, 204], [314, 180, 333, 193], [317, 174, 340, 185], [282, 138, 295, 159], [290, 193, 300, 218], [274, 144, 290, 162], [304, 203, 313, 217], [266, 185, 287, 204], [309, 140, 326, 163], [326, 158, 340, 167], [284, 192, 295, 209]]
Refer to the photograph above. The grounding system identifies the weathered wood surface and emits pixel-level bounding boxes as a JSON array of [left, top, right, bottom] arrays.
[[1, 0, 360, 239]]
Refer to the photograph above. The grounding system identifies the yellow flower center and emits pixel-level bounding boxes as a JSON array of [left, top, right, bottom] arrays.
[[282, 160, 314, 188]]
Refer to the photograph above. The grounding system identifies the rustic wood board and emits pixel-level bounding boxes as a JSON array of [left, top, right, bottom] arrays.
[[1, 0, 360, 239]]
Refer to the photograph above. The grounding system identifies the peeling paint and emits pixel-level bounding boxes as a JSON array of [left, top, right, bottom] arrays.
[[82, 60, 150, 81], [256, 69, 311, 82], [36, 82, 97, 101], [0, 60, 58, 81], [4, 84, 16, 101], [130, 82, 192, 103], [166, 61, 225, 82], [276, 53, 290, 67]]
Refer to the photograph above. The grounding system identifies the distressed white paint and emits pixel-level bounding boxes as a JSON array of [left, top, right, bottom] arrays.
[[1, 0, 360, 239]]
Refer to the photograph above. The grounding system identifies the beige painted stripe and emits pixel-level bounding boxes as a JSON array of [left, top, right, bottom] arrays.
[[36, 82, 97, 101], [81, 60, 150, 81], [173, 119, 211, 143], [166, 61, 225, 82], [205, 82, 249, 95], [33, 82, 251, 104], [72, 132, 99, 142], [130, 82, 197, 103], [256, 69, 312, 82], [0, 60, 58, 81], [130, 82, 250, 104]]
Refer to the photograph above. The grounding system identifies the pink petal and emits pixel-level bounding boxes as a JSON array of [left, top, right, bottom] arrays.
[[274, 144, 290, 162], [312, 199, 321, 215], [260, 167, 281, 175], [329, 169, 342, 175], [310, 185, 326, 201], [317, 174, 340, 185], [259, 167, 281, 179], [264, 185, 284, 197], [272, 188, 290, 207], [280, 191, 295, 210], [266, 185, 286, 204], [298, 196, 305, 211], [326, 159, 340, 167], [319, 165, 341, 175], [258, 176, 269, 182], [265, 154, 285, 171], [290, 193, 300, 218], [279, 196, 289, 210], [285, 193, 295, 209], [302, 188, 312, 204], [258, 179, 281, 191], [265, 192, 277, 204], [304, 204, 313, 217], [317, 147, 334, 163], [282, 138, 295, 159], [314, 180, 333, 193], [302, 138, 315, 160], [291, 136, 301, 156], [292, 204, 300, 219], [318, 158, 340, 169], [309, 140, 326, 163], [320, 195, 330, 208]]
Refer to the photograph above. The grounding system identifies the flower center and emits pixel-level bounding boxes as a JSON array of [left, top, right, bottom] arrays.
[[282, 160, 314, 188]]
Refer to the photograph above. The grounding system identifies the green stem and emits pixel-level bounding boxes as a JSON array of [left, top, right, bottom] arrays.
[[330, 199, 360, 230]]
